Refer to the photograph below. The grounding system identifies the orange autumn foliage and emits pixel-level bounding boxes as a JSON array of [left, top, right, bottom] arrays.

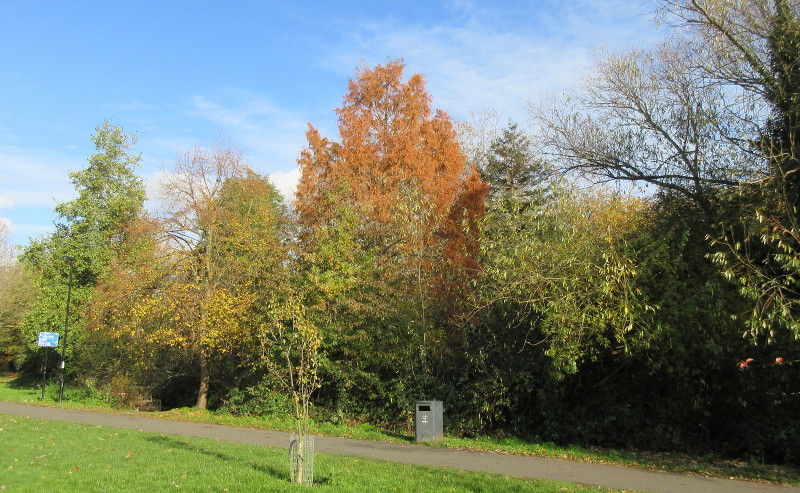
[[296, 60, 488, 304]]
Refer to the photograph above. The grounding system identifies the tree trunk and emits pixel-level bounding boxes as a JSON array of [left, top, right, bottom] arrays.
[[295, 437, 304, 484], [196, 353, 210, 410]]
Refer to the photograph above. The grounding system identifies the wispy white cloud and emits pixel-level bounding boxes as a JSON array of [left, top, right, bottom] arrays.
[[320, 0, 660, 121], [1, 215, 54, 250], [269, 167, 301, 205], [0, 148, 79, 246], [187, 89, 309, 173], [141, 169, 169, 210], [178, 90, 313, 203], [7, 222, 52, 242], [0, 147, 77, 209]]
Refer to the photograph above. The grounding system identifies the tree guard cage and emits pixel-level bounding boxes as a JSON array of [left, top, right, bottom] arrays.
[[289, 434, 315, 485]]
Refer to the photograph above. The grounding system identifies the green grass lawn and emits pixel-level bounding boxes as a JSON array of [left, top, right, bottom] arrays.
[[2, 375, 799, 487], [0, 414, 621, 493]]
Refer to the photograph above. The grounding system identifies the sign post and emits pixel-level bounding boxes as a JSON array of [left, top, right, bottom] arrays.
[[37, 332, 59, 400], [58, 256, 75, 404]]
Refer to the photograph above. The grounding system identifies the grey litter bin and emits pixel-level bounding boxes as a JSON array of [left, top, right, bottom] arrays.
[[414, 400, 443, 442]]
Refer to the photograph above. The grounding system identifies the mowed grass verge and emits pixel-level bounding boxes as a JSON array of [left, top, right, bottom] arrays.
[[2, 375, 799, 486], [0, 414, 623, 493]]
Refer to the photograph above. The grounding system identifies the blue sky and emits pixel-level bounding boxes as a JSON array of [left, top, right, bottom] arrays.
[[0, 0, 659, 249]]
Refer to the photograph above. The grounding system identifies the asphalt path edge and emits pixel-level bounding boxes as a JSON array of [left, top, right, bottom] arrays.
[[1, 401, 797, 493]]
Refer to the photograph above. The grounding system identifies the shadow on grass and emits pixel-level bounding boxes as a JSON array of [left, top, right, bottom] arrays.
[[383, 430, 414, 442], [5, 374, 39, 389], [141, 434, 335, 485]]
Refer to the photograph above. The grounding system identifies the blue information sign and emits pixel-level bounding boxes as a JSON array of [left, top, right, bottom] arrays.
[[37, 332, 60, 347]]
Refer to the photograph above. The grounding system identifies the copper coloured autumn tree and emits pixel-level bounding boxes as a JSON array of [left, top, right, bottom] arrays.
[[298, 59, 486, 284], [296, 60, 487, 403]]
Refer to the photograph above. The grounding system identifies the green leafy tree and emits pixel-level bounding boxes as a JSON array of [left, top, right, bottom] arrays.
[[90, 146, 291, 410], [481, 122, 551, 205], [447, 166, 654, 435], [0, 263, 35, 372], [476, 124, 651, 375], [260, 294, 321, 485], [19, 120, 145, 375], [0, 223, 35, 372], [479, 184, 652, 375]]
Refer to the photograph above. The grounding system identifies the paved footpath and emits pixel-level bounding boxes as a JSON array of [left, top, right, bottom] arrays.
[[1, 402, 798, 493]]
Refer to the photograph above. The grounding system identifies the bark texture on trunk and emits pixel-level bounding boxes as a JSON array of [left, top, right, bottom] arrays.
[[196, 354, 210, 410]]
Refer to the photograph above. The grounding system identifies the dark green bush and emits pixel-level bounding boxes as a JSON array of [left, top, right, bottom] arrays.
[[218, 381, 290, 417]]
